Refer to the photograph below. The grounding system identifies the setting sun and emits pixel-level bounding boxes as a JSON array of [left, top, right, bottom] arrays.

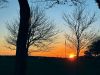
[[69, 54, 76, 58]]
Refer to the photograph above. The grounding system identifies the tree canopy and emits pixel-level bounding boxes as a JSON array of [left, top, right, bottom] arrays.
[[63, 3, 97, 58], [6, 6, 56, 54], [88, 38, 100, 56]]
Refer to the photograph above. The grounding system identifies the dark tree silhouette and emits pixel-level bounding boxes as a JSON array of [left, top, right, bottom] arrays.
[[84, 51, 92, 57], [15, 0, 82, 75], [6, 7, 56, 55], [16, 0, 30, 75], [88, 38, 100, 56], [16, 0, 82, 58], [63, 3, 97, 59], [95, 0, 100, 8]]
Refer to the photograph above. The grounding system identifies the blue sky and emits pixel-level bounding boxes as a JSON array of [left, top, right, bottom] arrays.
[[0, 0, 100, 40]]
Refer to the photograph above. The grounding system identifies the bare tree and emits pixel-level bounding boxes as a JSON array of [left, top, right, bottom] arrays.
[[15, 0, 84, 75], [33, 0, 84, 8], [6, 7, 56, 55], [63, 4, 97, 59]]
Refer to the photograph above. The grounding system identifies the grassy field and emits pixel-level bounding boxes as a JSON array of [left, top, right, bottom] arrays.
[[0, 56, 100, 75]]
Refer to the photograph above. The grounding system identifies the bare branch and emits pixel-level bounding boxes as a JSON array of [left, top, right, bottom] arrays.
[[63, 3, 98, 58], [6, 6, 57, 54], [31, 0, 84, 8]]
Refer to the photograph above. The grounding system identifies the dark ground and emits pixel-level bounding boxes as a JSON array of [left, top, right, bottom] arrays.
[[0, 56, 100, 75]]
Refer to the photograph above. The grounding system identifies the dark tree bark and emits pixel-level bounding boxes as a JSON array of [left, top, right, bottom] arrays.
[[16, 0, 30, 75]]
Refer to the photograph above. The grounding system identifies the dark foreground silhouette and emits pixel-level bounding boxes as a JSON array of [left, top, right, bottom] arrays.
[[0, 56, 100, 75]]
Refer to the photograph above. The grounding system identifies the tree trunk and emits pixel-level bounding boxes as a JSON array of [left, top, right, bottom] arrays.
[[76, 50, 80, 59], [76, 38, 80, 60], [76, 38, 80, 61], [16, 0, 30, 75]]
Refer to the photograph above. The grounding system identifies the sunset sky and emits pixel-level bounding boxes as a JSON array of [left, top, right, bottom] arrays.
[[0, 0, 100, 57]]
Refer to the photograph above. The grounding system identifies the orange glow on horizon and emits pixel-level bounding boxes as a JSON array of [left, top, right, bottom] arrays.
[[69, 54, 76, 58], [68, 54, 76, 61], [0, 39, 85, 58]]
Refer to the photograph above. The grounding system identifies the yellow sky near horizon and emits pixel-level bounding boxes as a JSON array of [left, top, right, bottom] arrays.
[[0, 33, 85, 58], [0, 38, 85, 58]]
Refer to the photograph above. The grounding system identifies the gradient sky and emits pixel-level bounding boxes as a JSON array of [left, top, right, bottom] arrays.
[[0, 0, 100, 57]]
